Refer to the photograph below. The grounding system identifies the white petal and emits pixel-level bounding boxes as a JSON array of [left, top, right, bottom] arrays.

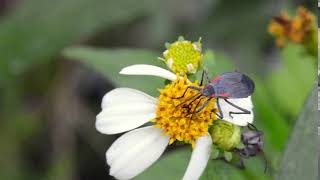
[[96, 88, 157, 134], [106, 126, 169, 180], [119, 64, 177, 81], [101, 88, 156, 109], [182, 134, 212, 180], [217, 96, 254, 126]]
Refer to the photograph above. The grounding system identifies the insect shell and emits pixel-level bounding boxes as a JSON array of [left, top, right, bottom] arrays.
[[201, 72, 255, 99]]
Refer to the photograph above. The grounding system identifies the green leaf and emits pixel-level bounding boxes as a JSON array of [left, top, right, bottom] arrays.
[[202, 160, 248, 180], [253, 79, 290, 151], [199, 0, 274, 70], [135, 147, 270, 180], [135, 149, 191, 180], [266, 44, 316, 118], [251, 78, 290, 172], [0, 0, 160, 81], [196, 49, 234, 81], [64, 47, 235, 96], [275, 87, 318, 180], [63, 47, 165, 96], [135, 148, 247, 180]]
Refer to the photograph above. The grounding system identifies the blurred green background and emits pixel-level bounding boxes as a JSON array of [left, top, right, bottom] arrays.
[[0, 0, 317, 180]]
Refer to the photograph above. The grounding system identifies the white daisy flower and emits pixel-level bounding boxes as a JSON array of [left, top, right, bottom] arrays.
[[120, 64, 254, 126], [96, 64, 254, 180]]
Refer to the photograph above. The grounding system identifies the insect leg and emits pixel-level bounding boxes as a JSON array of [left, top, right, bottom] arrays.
[[261, 151, 268, 174], [175, 93, 202, 108], [229, 111, 251, 118], [236, 157, 246, 170], [223, 99, 251, 118], [190, 96, 206, 119], [235, 149, 249, 169], [184, 94, 203, 109], [213, 98, 224, 119], [247, 123, 258, 131], [200, 70, 210, 86], [186, 96, 206, 128], [174, 86, 202, 99], [195, 97, 212, 113]]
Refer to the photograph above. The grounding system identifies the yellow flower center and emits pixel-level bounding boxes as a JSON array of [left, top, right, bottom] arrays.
[[163, 40, 202, 75], [152, 76, 217, 148]]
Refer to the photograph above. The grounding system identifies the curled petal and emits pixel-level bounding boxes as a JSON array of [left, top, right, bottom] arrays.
[[107, 126, 169, 180], [96, 88, 157, 134], [218, 96, 254, 126], [182, 134, 212, 180], [119, 64, 177, 81]]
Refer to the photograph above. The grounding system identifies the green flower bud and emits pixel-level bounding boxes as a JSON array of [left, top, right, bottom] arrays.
[[161, 36, 202, 75], [210, 120, 241, 151]]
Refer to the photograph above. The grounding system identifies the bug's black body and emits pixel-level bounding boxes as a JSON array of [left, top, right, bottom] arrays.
[[201, 72, 255, 98], [175, 70, 255, 119]]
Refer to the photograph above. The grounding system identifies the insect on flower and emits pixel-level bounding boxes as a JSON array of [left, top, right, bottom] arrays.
[[96, 64, 254, 180], [175, 70, 255, 119], [234, 124, 267, 173]]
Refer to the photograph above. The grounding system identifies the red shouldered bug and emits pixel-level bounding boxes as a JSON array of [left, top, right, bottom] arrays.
[[175, 70, 255, 119]]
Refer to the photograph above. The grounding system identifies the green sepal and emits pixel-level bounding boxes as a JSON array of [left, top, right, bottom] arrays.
[[178, 36, 185, 41], [165, 42, 171, 49], [211, 147, 220, 159], [157, 57, 165, 62], [224, 151, 233, 162], [236, 142, 245, 149], [194, 37, 202, 51]]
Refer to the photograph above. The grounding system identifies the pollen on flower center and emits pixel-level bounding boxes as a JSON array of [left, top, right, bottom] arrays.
[[152, 76, 217, 148]]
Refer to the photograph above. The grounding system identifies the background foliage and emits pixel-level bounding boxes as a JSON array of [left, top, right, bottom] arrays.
[[0, 0, 317, 180]]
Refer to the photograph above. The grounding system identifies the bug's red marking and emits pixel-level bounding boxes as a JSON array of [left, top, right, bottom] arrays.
[[211, 76, 221, 84], [218, 93, 230, 97]]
